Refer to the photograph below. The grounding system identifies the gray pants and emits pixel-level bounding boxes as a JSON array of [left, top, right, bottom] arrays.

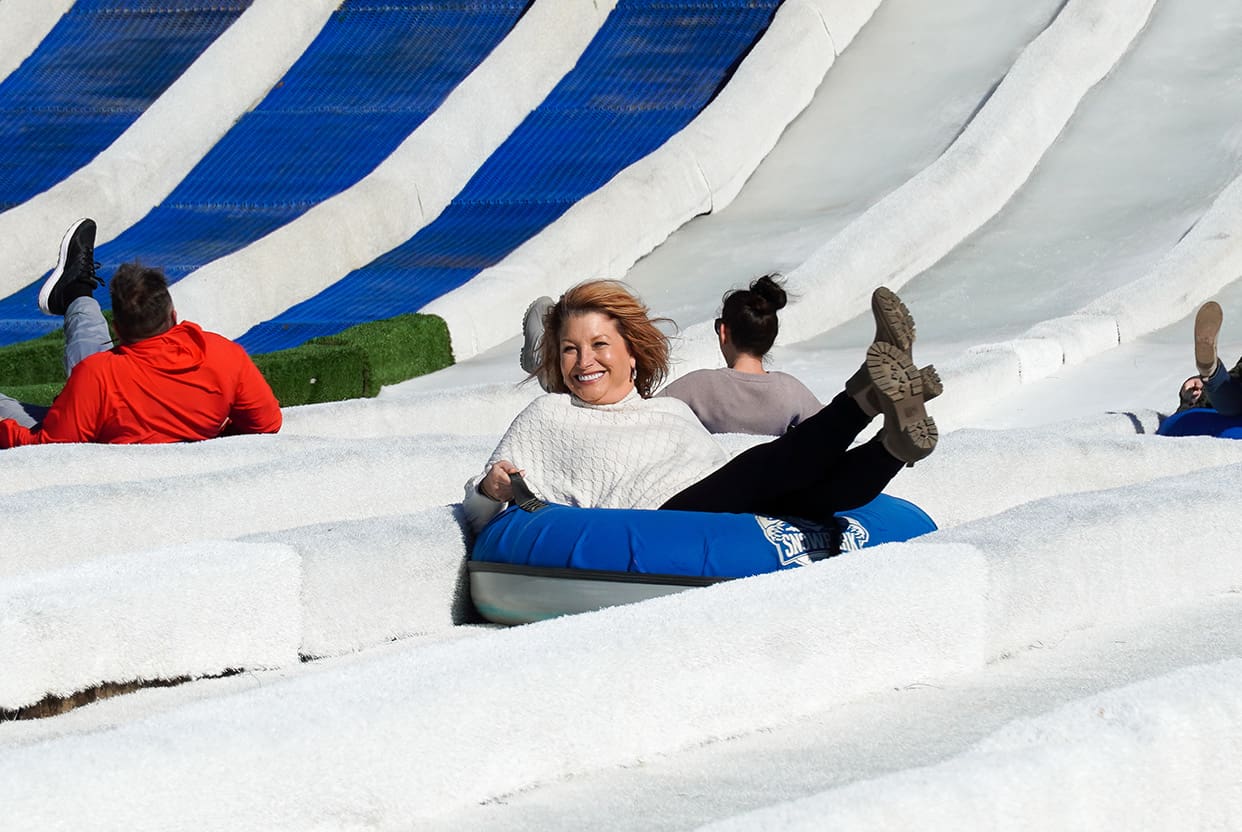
[[0, 297, 112, 427]]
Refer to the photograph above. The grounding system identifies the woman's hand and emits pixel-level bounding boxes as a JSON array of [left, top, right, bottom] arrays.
[[1181, 376, 1205, 407], [479, 460, 523, 502]]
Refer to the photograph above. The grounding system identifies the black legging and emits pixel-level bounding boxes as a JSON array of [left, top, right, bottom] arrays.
[[659, 392, 903, 525]]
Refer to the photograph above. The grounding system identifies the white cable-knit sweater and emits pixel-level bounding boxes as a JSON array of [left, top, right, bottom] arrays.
[[463, 390, 729, 532]]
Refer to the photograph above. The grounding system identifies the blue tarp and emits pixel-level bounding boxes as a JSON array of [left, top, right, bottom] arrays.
[[236, 0, 782, 353], [0, 0, 252, 214], [0, 0, 528, 346], [0, 0, 781, 354]]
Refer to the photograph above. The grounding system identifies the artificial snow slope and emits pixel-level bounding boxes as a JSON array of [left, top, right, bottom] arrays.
[[429, 593, 1242, 831], [3, 438, 1242, 828], [620, 0, 1068, 325], [3, 0, 1242, 829]]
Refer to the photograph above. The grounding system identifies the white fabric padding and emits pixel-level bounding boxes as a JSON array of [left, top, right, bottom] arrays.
[[2, 454, 1242, 825], [5, 460, 1242, 826], [1022, 313, 1121, 366], [246, 508, 471, 659], [884, 417, 1242, 530], [0, 541, 301, 711], [278, 382, 542, 439], [172, 0, 619, 338], [941, 464, 1242, 656], [0, 434, 491, 579], [0, 0, 341, 298]]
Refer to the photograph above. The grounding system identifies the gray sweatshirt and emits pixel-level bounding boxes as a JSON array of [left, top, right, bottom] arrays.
[[659, 368, 822, 436]]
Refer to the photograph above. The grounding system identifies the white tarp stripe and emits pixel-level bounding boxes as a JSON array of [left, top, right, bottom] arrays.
[[668, 0, 1160, 379], [0, 0, 75, 85]]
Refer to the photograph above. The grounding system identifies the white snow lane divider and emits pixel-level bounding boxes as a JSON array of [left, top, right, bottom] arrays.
[[4, 461, 1242, 827], [0, 541, 989, 829], [0, 541, 300, 713], [698, 659, 1242, 831]]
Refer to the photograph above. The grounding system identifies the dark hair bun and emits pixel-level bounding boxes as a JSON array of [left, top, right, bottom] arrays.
[[717, 273, 788, 359], [749, 273, 787, 312]]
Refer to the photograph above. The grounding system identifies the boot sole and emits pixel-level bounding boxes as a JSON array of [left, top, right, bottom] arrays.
[[919, 364, 943, 401], [519, 296, 554, 375], [868, 342, 938, 462], [872, 286, 915, 353], [846, 362, 943, 418], [38, 217, 93, 316], [1194, 301, 1222, 377]]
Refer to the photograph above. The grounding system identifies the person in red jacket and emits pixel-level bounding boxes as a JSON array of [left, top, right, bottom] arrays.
[[0, 218, 281, 448]]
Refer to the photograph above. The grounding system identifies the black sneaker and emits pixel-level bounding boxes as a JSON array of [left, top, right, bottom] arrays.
[[39, 218, 102, 316]]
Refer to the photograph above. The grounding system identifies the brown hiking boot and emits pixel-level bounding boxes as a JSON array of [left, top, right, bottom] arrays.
[[866, 342, 938, 464], [871, 286, 915, 353], [1194, 301, 1222, 378], [847, 362, 942, 418]]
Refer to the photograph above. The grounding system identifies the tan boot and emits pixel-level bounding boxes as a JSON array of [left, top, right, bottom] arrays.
[[865, 342, 938, 465], [847, 362, 942, 418], [871, 286, 915, 352], [1195, 301, 1222, 378]]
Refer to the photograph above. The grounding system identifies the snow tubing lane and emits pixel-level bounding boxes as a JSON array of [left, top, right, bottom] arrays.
[[468, 495, 937, 625], [1158, 408, 1242, 439]]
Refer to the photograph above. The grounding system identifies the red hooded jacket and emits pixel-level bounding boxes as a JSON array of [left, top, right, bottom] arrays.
[[0, 321, 281, 448]]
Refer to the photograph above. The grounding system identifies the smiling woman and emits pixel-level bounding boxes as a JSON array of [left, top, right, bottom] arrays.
[[462, 281, 941, 536], [558, 312, 637, 405]]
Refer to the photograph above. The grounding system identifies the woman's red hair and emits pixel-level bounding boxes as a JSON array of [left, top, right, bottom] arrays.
[[534, 280, 672, 398]]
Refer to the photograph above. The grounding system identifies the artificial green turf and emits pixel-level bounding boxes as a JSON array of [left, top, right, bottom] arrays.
[[0, 337, 65, 387], [0, 313, 454, 408], [0, 381, 61, 407]]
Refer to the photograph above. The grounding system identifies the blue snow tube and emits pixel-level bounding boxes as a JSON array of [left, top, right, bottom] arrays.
[[468, 494, 936, 624], [1157, 408, 1242, 439]]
